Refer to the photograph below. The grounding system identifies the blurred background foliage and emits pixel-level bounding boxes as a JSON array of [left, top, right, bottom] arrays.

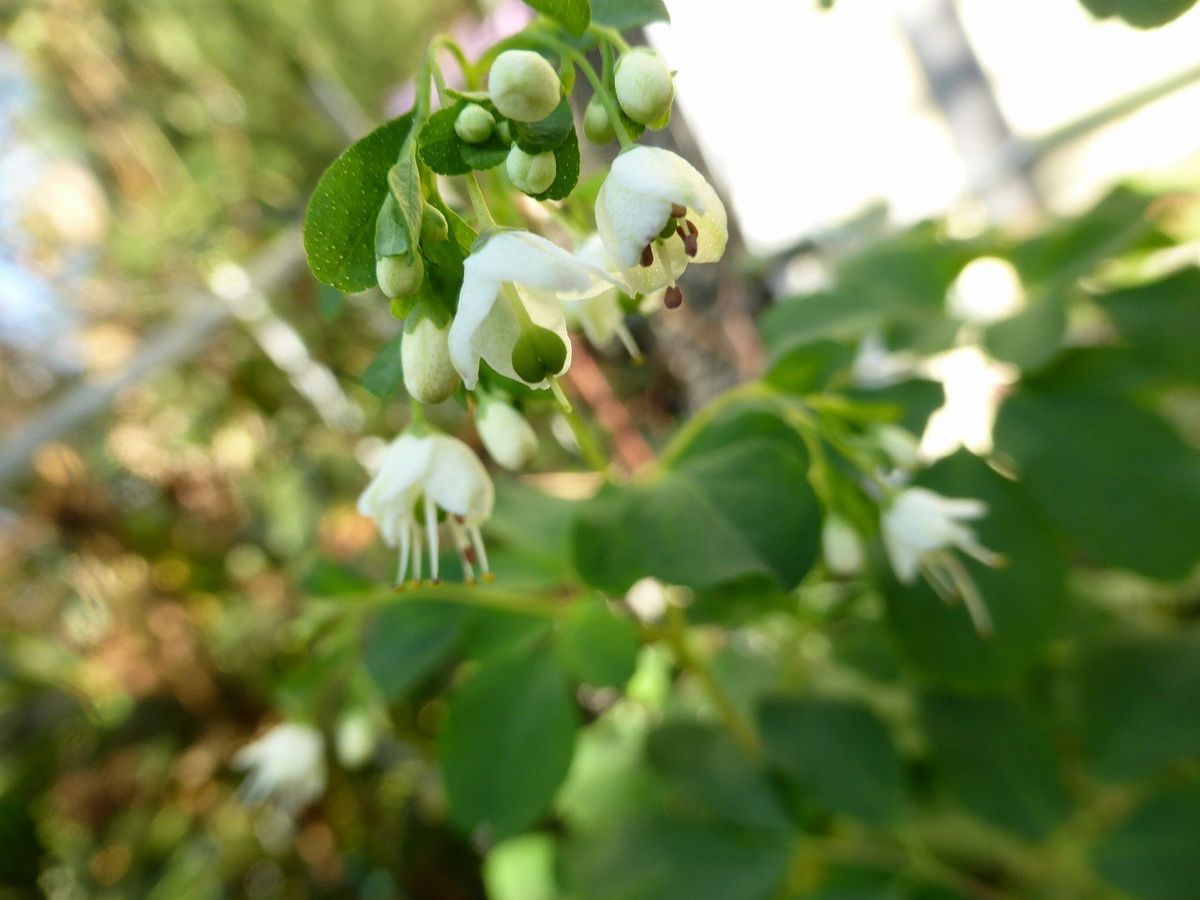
[[2, 0, 1200, 898]]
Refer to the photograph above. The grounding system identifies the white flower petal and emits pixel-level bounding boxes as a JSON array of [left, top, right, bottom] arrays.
[[448, 271, 502, 390], [597, 174, 675, 269], [424, 435, 495, 522]]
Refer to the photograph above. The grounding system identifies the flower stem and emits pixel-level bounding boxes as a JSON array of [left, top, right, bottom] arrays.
[[464, 172, 497, 230], [666, 604, 762, 759], [550, 377, 611, 475], [528, 32, 634, 150]]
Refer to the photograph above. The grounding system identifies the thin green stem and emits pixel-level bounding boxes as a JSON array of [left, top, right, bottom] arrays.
[[431, 35, 478, 90], [666, 604, 762, 759], [464, 172, 497, 230], [550, 377, 611, 475], [589, 23, 631, 53], [655, 382, 771, 469]]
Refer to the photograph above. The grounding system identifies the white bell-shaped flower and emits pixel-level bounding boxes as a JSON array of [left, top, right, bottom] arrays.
[[476, 397, 539, 471], [357, 430, 495, 585], [233, 722, 326, 816], [882, 488, 998, 585], [449, 230, 615, 390], [595, 146, 727, 298]]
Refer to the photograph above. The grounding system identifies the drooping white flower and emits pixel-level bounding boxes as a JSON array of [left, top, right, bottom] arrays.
[[882, 488, 998, 585], [946, 257, 1024, 326], [233, 722, 326, 816], [595, 146, 727, 297], [476, 397, 539, 471], [357, 430, 494, 584], [920, 345, 1018, 460], [448, 230, 615, 390]]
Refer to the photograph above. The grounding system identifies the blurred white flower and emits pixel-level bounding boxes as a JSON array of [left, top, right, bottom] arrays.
[[595, 146, 727, 298], [233, 723, 326, 816], [947, 257, 1024, 326], [335, 711, 378, 770], [920, 345, 1018, 460], [358, 430, 494, 584], [449, 230, 614, 389], [476, 397, 539, 471], [882, 487, 997, 585]]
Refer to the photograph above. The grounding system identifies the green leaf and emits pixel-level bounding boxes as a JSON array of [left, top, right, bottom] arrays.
[[1076, 0, 1198, 28], [1073, 630, 1200, 781], [303, 113, 414, 293], [881, 452, 1068, 687], [764, 340, 854, 394], [440, 651, 579, 836], [1093, 783, 1200, 900], [994, 364, 1200, 580], [646, 721, 791, 831], [419, 100, 510, 176], [758, 696, 907, 823], [921, 693, 1067, 839], [983, 293, 1068, 372], [528, 127, 581, 201], [523, 0, 592, 36], [374, 193, 411, 258], [563, 814, 791, 900], [590, 0, 671, 29], [375, 136, 424, 259], [1094, 267, 1200, 382], [556, 598, 640, 689], [512, 98, 575, 153], [571, 410, 820, 594], [360, 330, 405, 398], [317, 283, 343, 321], [485, 834, 559, 900], [363, 600, 470, 700]]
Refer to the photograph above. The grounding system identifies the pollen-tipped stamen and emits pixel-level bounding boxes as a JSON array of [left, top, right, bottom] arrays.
[[614, 321, 642, 360], [449, 518, 476, 584], [664, 285, 683, 309], [639, 244, 654, 267], [424, 495, 440, 584], [410, 520, 424, 586], [670, 203, 687, 219], [396, 523, 412, 587], [469, 524, 492, 581], [677, 220, 699, 258]]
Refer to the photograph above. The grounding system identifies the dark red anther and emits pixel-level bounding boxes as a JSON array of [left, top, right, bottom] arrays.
[[664, 285, 684, 309], [464, 545, 477, 564], [453, 514, 465, 523], [670, 203, 687, 219], [676, 221, 699, 258], [640, 244, 654, 267]]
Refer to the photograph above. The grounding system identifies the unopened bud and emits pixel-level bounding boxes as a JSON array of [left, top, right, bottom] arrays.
[[875, 424, 921, 471], [402, 312, 460, 403], [477, 399, 538, 471], [506, 145, 556, 195], [455, 104, 495, 144], [488, 50, 561, 123], [421, 203, 449, 244], [335, 711, 377, 770], [614, 48, 674, 126], [376, 254, 424, 299], [822, 515, 865, 577], [583, 94, 616, 144]]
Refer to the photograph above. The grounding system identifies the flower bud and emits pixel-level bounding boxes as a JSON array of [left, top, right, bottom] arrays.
[[583, 94, 615, 144], [506, 145, 556, 195], [614, 48, 674, 126], [376, 254, 423, 299], [874, 424, 921, 471], [335, 711, 377, 770], [477, 399, 538, 471], [402, 311, 460, 403], [487, 50, 561, 123], [454, 103, 495, 144], [421, 203, 448, 244], [822, 515, 865, 578]]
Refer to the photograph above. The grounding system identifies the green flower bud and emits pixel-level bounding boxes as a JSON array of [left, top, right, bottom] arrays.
[[488, 50, 561, 123], [583, 94, 616, 144], [510, 325, 567, 384], [454, 103, 495, 144], [420, 203, 448, 244], [402, 309, 460, 403], [614, 48, 674, 126], [506, 145, 556, 195], [376, 254, 424, 299]]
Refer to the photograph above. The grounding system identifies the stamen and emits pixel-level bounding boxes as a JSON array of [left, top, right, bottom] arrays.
[[677, 220, 698, 258], [449, 518, 475, 584], [664, 285, 684, 309], [670, 203, 687, 219], [639, 244, 654, 267], [469, 525, 492, 580], [944, 555, 994, 637], [410, 520, 423, 585], [614, 321, 642, 361], [396, 522, 412, 587], [424, 494, 440, 584]]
